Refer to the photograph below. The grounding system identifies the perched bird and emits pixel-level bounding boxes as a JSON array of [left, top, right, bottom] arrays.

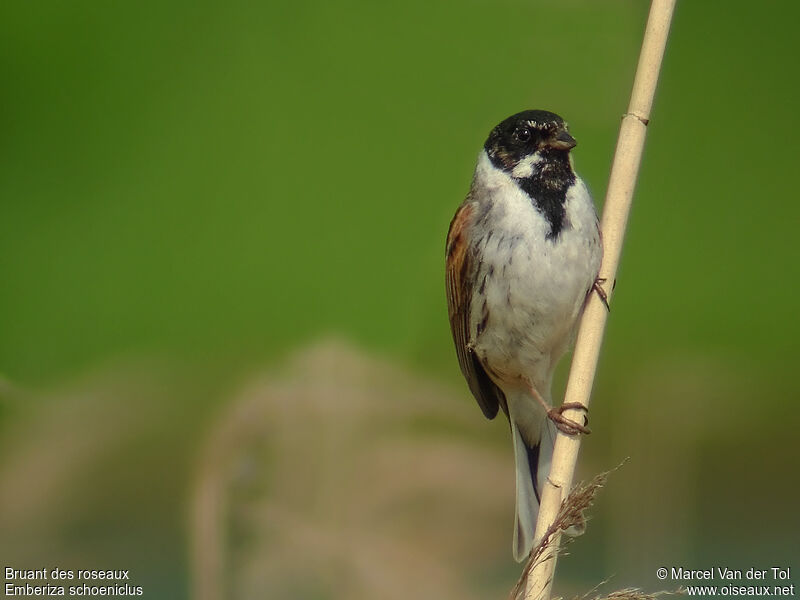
[[445, 110, 603, 562]]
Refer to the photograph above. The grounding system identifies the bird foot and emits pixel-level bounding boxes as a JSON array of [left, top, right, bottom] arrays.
[[526, 381, 592, 436], [592, 278, 610, 312], [547, 402, 591, 436]]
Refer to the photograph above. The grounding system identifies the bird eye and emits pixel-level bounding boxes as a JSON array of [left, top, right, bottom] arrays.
[[516, 127, 532, 143]]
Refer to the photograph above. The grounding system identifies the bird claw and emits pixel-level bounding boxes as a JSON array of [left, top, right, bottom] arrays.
[[592, 278, 610, 312], [547, 402, 591, 435]]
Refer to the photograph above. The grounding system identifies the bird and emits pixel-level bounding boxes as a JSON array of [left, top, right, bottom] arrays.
[[445, 109, 603, 562]]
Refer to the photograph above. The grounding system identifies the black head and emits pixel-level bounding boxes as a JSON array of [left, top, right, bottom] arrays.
[[482, 110, 579, 240], [484, 110, 576, 173]]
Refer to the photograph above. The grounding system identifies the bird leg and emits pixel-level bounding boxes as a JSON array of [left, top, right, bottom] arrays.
[[592, 278, 610, 312], [526, 383, 591, 435]]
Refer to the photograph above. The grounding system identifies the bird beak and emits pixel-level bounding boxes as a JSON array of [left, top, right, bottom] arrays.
[[548, 129, 577, 151]]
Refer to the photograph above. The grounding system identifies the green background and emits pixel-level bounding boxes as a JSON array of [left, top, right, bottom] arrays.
[[1, 1, 798, 598]]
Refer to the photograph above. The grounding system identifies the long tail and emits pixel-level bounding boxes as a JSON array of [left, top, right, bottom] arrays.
[[510, 416, 556, 562]]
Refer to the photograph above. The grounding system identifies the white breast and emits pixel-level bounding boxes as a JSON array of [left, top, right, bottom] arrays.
[[469, 150, 601, 392]]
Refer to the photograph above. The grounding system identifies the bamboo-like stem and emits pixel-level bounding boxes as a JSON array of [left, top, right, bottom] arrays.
[[524, 1, 677, 599]]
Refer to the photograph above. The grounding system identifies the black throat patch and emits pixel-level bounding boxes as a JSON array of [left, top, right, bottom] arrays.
[[488, 148, 575, 240], [515, 152, 575, 240]]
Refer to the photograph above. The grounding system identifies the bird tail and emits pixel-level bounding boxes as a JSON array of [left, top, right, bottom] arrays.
[[510, 415, 556, 562]]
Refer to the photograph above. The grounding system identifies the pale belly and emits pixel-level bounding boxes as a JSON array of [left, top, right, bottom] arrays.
[[469, 185, 601, 392]]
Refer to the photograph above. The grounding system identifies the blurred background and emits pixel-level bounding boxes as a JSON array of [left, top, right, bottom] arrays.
[[1, 0, 798, 598]]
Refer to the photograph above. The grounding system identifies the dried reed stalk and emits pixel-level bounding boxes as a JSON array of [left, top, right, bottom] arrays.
[[511, 471, 611, 600], [524, 1, 677, 598]]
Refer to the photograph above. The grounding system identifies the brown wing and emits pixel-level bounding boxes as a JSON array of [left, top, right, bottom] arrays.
[[445, 200, 506, 420]]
